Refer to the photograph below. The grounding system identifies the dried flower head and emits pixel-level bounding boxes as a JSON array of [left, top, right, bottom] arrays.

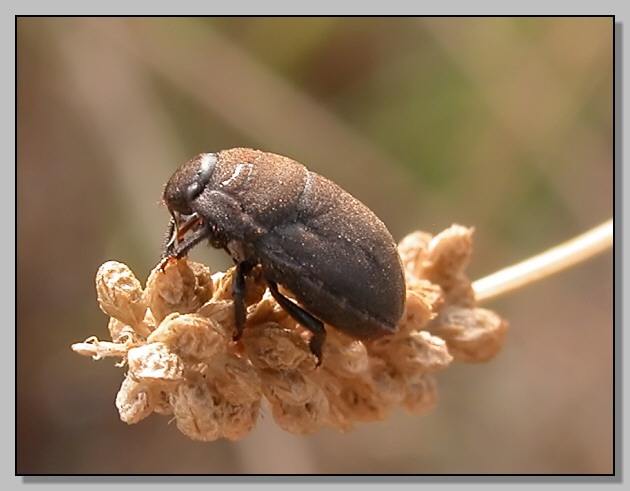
[[72, 225, 507, 441]]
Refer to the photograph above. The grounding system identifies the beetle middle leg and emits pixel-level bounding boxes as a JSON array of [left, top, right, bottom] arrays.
[[266, 280, 326, 365], [232, 260, 257, 341]]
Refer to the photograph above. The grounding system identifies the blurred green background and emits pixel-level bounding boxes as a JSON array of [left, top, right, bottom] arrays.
[[17, 17, 613, 474]]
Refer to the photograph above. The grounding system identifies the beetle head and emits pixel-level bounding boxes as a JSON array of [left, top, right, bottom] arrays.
[[163, 153, 217, 215]]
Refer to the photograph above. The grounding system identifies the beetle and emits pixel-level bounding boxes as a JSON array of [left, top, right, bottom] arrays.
[[161, 148, 406, 364]]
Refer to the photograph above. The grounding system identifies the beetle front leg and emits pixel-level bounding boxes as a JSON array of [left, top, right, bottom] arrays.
[[161, 213, 205, 259], [161, 217, 177, 257], [159, 225, 210, 272], [267, 280, 326, 366]]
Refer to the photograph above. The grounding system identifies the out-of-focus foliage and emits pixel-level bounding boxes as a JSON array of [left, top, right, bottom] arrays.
[[17, 17, 612, 474]]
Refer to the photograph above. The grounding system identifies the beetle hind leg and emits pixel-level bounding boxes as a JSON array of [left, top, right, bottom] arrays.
[[266, 280, 326, 366]]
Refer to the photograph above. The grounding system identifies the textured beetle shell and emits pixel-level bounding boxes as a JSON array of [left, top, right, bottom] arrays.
[[175, 148, 405, 340]]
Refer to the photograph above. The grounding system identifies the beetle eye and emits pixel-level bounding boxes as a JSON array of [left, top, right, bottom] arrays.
[[185, 181, 203, 201]]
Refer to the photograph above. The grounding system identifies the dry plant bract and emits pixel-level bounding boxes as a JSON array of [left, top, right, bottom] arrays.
[[72, 225, 508, 441]]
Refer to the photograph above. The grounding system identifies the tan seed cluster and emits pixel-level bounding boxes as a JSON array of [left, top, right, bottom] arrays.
[[72, 225, 507, 441]]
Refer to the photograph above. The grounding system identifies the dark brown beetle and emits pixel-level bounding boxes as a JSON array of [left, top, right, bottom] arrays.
[[161, 148, 405, 363]]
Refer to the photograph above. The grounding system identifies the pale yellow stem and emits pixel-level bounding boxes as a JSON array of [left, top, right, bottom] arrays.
[[473, 218, 613, 303]]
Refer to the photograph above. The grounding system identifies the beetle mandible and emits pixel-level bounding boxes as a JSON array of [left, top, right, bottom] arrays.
[[161, 148, 406, 364]]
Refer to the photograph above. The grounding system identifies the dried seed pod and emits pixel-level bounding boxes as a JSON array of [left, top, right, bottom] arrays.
[[268, 395, 329, 435], [398, 230, 433, 280], [429, 306, 508, 362], [74, 224, 508, 441], [96, 261, 147, 330], [206, 353, 263, 405], [170, 373, 260, 442], [197, 299, 236, 330], [325, 374, 390, 423], [422, 225, 476, 305], [218, 401, 261, 441], [242, 322, 315, 371], [395, 279, 443, 334], [147, 313, 229, 362], [367, 360, 406, 407], [260, 368, 328, 435], [426, 225, 474, 277], [319, 330, 369, 375], [115, 375, 154, 424], [369, 330, 452, 377], [260, 369, 320, 406], [127, 342, 184, 385], [107, 318, 135, 343], [152, 390, 173, 416], [170, 378, 223, 441], [144, 259, 213, 322]]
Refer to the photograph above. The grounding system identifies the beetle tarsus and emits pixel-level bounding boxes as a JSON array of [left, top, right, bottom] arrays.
[[159, 256, 172, 272]]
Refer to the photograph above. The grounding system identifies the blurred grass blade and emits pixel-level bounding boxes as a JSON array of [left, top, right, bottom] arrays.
[[474, 218, 613, 303]]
